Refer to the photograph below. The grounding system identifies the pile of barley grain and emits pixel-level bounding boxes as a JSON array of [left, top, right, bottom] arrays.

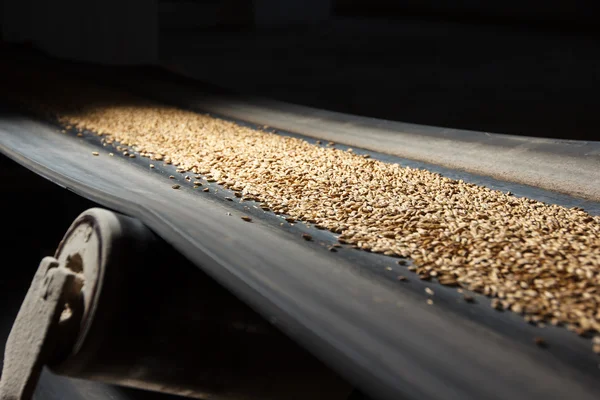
[[6, 74, 600, 353]]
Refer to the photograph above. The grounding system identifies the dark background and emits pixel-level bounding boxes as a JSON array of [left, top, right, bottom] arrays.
[[2, 0, 599, 140], [159, 0, 600, 140]]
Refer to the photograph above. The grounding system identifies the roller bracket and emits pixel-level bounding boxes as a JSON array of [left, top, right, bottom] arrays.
[[0, 257, 82, 400], [0, 208, 352, 400]]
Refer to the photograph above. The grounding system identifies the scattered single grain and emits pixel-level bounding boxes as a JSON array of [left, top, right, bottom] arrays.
[[439, 276, 459, 286], [491, 299, 503, 311]]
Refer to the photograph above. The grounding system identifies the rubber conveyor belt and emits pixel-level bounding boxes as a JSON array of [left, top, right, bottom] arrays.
[[1, 103, 599, 400]]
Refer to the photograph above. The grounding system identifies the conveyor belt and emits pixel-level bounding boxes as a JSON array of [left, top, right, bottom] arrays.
[[1, 99, 600, 400]]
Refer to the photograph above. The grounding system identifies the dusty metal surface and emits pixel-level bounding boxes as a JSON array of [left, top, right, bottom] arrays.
[[0, 258, 79, 400], [1, 109, 600, 400]]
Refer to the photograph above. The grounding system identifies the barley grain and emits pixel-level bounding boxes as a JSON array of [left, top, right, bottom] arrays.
[[9, 75, 600, 353]]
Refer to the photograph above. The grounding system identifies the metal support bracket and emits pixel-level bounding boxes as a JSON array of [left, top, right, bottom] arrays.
[[0, 257, 81, 400]]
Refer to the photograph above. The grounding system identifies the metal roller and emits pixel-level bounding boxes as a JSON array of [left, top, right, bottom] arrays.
[[0, 208, 351, 400]]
